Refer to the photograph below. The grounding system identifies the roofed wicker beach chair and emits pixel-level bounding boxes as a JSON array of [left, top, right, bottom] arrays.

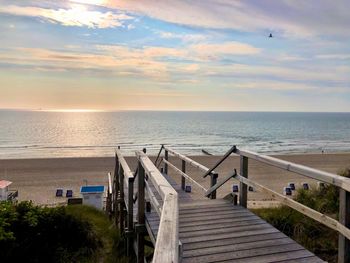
[[66, 189, 73, 198], [56, 189, 63, 197]]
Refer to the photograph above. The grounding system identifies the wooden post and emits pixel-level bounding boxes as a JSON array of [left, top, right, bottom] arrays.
[[210, 173, 218, 199], [181, 160, 186, 190], [240, 155, 248, 208], [114, 153, 120, 227], [126, 177, 134, 257], [119, 166, 125, 231], [136, 161, 145, 263], [164, 150, 169, 175], [338, 189, 350, 263]]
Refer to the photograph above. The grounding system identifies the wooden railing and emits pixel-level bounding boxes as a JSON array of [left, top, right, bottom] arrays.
[[113, 148, 179, 263], [136, 151, 179, 263], [114, 148, 135, 257], [203, 146, 350, 263], [161, 145, 218, 199]]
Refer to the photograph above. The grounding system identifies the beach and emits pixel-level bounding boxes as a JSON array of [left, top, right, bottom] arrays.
[[1, 153, 349, 207]]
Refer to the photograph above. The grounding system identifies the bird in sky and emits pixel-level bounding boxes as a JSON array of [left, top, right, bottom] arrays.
[[269, 33, 273, 38]]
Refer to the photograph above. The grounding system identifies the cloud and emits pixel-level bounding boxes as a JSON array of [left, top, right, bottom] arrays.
[[0, 4, 133, 28], [315, 54, 350, 60], [101, 0, 350, 37], [158, 31, 208, 43]]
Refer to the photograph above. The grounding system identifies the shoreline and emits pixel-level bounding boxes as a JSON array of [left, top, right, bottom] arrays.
[[1, 152, 349, 206]]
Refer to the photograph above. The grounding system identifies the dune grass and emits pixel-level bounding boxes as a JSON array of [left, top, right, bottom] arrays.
[[253, 168, 350, 263]]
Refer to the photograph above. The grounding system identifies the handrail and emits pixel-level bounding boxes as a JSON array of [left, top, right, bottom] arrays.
[[233, 171, 350, 241], [136, 151, 179, 263], [154, 144, 164, 167], [203, 145, 236, 178], [116, 149, 134, 179], [205, 169, 236, 197], [234, 148, 350, 192], [108, 172, 113, 195], [163, 158, 208, 193], [164, 146, 215, 174]]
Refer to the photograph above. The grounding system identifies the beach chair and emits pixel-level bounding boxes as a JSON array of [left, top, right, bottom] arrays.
[[283, 187, 292, 196], [288, 182, 296, 191], [185, 185, 192, 193], [66, 190, 73, 198], [302, 183, 309, 190], [56, 189, 63, 197], [232, 184, 239, 192]]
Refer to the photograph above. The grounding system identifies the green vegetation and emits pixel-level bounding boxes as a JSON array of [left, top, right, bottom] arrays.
[[0, 202, 128, 263], [253, 168, 350, 263]]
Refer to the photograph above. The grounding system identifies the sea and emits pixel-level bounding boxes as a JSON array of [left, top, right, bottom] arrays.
[[0, 110, 350, 159]]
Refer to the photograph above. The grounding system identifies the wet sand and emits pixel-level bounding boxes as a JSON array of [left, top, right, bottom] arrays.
[[1, 153, 349, 207]]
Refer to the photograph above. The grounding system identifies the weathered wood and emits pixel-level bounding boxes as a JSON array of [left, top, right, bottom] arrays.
[[234, 173, 350, 241], [181, 159, 186, 191], [182, 231, 286, 251], [153, 192, 179, 263], [119, 166, 125, 230], [180, 223, 270, 238], [181, 243, 305, 263], [205, 170, 235, 197], [240, 156, 248, 208], [136, 161, 145, 263], [338, 189, 350, 263], [164, 146, 213, 174], [183, 237, 294, 258], [235, 148, 350, 192], [209, 173, 218, 199], [202, 145, 236, 178], [163, 159, 207, 193], [164, 149, 168, 175], [145, 179, 162, 216], [136, 151, 179, 263], [126, 177, 134, 256], [116, 149, 134, 179]]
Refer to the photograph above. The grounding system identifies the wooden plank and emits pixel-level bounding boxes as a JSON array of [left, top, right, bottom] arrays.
[[338, 189, 350, 263], [183, 237, 294, 258], [181, 243, 304, 263], [181, 227, 280, 244], [153, 193, 179, 263], [234, 173, 350, 240], [116, 149, 134, 179], [182, 232, 286, 251], [164, 146, 214, 174], [180, 211, 254, 223], [180, 223, 272, 238], [180, 219, 265, 233], [277, 256, 325, 263], [180, 199, 229, 208], [236, 148, 350, 192], [180, 206, 241, 215], [180, 209, 253, 220], [222, 251, 321, 263], [180, 215, 259, 228], [240, 155, 248, 208]]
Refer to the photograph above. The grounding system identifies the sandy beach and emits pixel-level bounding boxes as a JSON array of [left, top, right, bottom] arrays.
[[1, 153, 349, 207]]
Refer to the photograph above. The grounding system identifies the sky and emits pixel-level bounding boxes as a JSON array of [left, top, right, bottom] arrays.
[[0, 0, 349, 111]]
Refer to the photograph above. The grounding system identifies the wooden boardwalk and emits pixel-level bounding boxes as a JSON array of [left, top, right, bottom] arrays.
[[110, 145, 350, 263], [145, 178, 323, 263]]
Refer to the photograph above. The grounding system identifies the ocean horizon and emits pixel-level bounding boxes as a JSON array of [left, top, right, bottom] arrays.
[[1, 110, 350, 159]]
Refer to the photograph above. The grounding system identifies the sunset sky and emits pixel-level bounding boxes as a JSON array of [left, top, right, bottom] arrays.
[[0, 0, 349, 111]]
